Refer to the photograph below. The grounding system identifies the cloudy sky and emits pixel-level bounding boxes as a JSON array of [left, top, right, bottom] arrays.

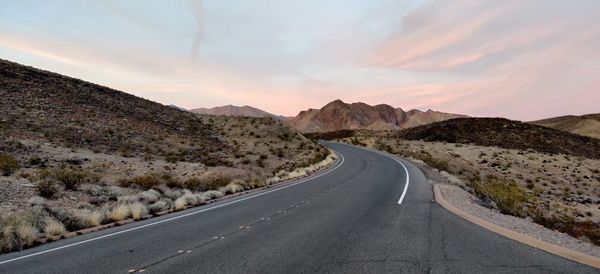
[[1, 0, 599, 120]]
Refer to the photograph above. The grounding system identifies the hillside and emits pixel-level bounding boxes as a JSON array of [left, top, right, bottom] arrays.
[[531, 113, 600, 139], [0, 59, 225, 164], [0, 59, 333, 253], [191, 105, 285, 120], [397, 117, 600, 159], [288, 99, 465, 133]]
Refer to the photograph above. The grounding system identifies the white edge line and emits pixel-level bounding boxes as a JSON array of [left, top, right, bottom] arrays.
[[0, 152, 345, 266], [348, 144, 410, 205]]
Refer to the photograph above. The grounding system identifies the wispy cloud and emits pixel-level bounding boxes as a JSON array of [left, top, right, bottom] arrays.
[[0, 0, 598, 119]]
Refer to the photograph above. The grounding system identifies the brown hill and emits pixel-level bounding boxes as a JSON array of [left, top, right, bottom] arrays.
[[531, 113, 600, 139], [288, 99, 465, 133], [191, 105, 285, 120], [0, 59, 229, 164], [397, 118, 600, 159]]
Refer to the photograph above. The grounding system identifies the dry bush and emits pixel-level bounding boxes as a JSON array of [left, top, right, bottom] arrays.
[[72, 209, 103, 228], [220, 183, 244, 195], [0, 211, 39, 253], [242, 178, 265, 189], [202, 190, 224, 200], [174, 197, 187, 211], [44, 217, 66, 236], [129, 203, 148, 220], [149, 200, 169, 214], [175, 192, 206, 211], [138, 189, 161, 204], [35, 178, 60, 199], [469, 179, 531, 217], [413, 153, 449, 172], [0, 154, 20, 176], [108, 204, 130, 222], [118, 174, 161, 190], [203, 174, 232, 190], [52, 169, 100, 190]]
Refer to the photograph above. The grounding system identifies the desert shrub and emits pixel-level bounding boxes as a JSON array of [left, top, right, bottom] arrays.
[[174, 197, 187, 211], [118, 174, 159, 189], [28, 196, 46, 207], [52, 169, 100, 190], [129, 203, 148, 220], [28, 156, 43, 166], [35, 178, 60, 199], [138, 189, 161, 204], [420, 154, 449, 172], [175, 192, 206, 211], [0, 211, 39, 252], [202, 190, 224, 200], [220, 183, 244, 195], [71, 209, 103, 228], [108, 204, 130, 222], [469, 179, 531, 217], [182, 177, 204, 191], [529, 208, 600, 245], [0, 154, 20, 176], [44, 217, 66, 236], [185, 174, 231, 192], [242, 178, 265, 189], [149, 200, 169, 214]]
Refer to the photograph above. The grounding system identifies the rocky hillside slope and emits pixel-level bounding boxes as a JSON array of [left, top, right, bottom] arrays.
[[0, 59, 227, 164], [288, 99, 465, 133], [531, 113, 600, 139], [397, 118, 600, 159]]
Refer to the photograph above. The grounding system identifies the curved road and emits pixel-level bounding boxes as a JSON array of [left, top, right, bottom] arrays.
[[0, 143, 596, 273]]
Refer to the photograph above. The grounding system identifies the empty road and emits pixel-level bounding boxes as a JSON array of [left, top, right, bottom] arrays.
[[0, 142, 596, 273]]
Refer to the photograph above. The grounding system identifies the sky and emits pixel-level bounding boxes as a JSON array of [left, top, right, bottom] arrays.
[[1, 0, 599, 120]]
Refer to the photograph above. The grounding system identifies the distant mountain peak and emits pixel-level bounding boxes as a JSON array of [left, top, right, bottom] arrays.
[[288, 100, 466, 133]]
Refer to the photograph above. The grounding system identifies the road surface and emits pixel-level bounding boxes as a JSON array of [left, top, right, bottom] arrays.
[[0, 142, 597, 273]]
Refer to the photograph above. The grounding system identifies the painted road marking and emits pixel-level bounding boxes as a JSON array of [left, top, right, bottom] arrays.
[[0, 153, 346, 266]]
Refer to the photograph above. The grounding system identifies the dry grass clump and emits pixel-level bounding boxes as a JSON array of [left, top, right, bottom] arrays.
[[35, 178, 60, 199], [36, 168, 100, 191], [149, 200, 169, 214], [118, 174, 162, 190], [242, 178, 266, 189], [183, 174, 231, 192], [0, 154, 20, 176], [71, 208, 103, 228], [468, 179, 531, 217], [129, 202, 148, 220], [53, 169, 100, 190], [202, 190, 224, 200], [0, 211, 39, 253], [268, 150, 337, 184], [220, 182, 244, 195], [174, 192, 206, 211], [107, 204, 130, 222], [43, 217, 66, 236]]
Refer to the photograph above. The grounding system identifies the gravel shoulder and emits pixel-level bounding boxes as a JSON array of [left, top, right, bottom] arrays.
[[437, 182, 600, 259]]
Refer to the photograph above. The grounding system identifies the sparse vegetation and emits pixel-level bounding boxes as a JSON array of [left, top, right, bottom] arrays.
[[44, 217, 66, 237], [35, 178, 60, 199], [0, 211, 39, 252], [0, 59, 336, 254], [0, 154, 20, 176], [468, 179, 531, 217]]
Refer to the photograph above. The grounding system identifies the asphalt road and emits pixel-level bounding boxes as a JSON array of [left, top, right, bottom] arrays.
[[0, 142, 597, 273]]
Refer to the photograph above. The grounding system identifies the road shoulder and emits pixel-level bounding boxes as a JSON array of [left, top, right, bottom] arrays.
[[435, 183, 600, 269]]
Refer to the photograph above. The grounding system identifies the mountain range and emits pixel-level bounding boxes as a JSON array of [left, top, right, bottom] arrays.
[[287, 100, 466, 133], [531, 113, 600, 139]]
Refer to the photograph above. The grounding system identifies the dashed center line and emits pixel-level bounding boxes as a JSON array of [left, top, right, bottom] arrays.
[[127, 182, 350, 272]]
